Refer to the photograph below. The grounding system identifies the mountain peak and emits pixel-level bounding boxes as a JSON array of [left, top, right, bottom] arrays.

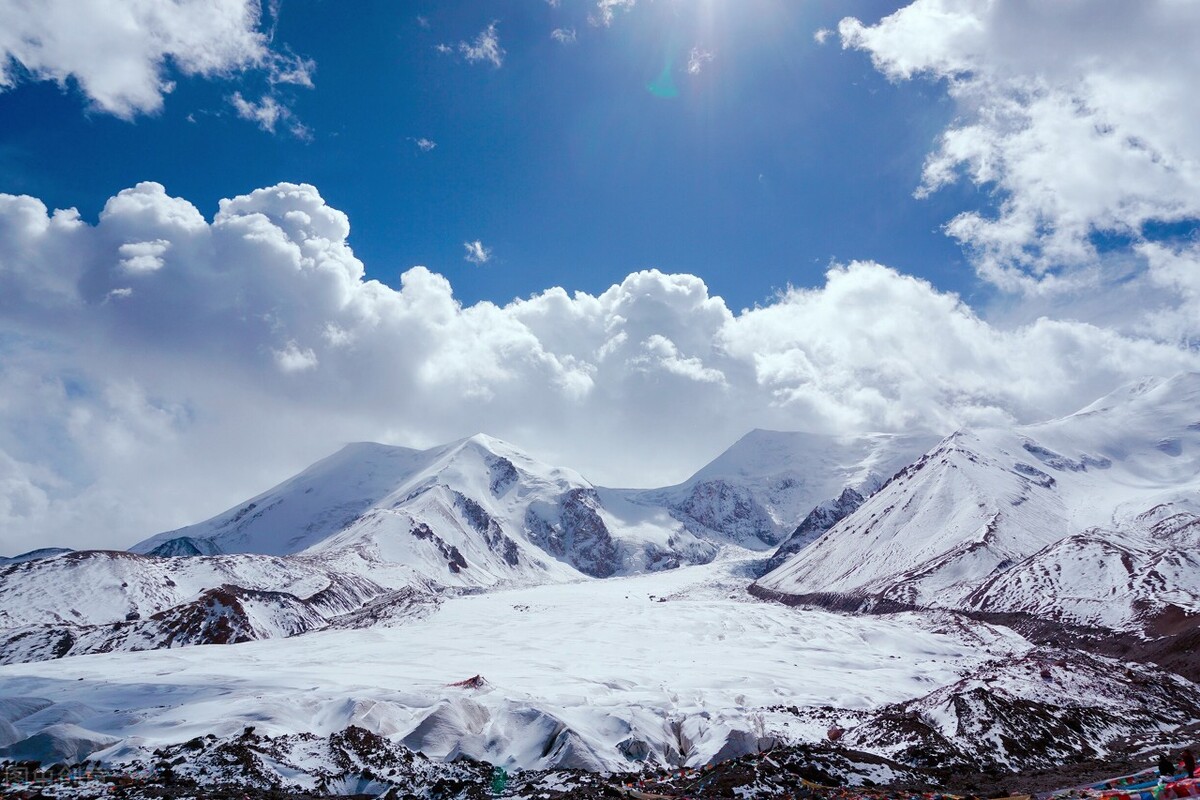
[[452, 433, 516, 455], [1067, 372, 1200, 420]]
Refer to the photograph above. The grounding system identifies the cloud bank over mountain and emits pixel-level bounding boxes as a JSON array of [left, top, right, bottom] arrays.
[[2, 1, 1199, 554], [1, 180, 1197, 554]]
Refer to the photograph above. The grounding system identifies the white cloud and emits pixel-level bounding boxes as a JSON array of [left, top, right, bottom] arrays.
[[230, 91, 284, 131], [267, 51, 315, 88], [117, 240, 170, 274], [460, 22, 504, 68], [464, 240, 492, 265], [413, 137, 437, 152], [840, 1, 1200, 295], [551, 28, 577, 45], [813, 28, 833, 45], [1, 182, 1199, 555], [589, 0, 636, 28], [435, 43, 453, 55], [0, 0, 307, 118], [635, 335, 727, 385], [687, 47, 714, 76], [416, 16, 431, 30], [229, 91, 309, 139], [274, 341, 318, 373]]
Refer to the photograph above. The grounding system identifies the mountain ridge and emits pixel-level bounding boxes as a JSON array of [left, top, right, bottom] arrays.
[[753, 372, 1200, 636]]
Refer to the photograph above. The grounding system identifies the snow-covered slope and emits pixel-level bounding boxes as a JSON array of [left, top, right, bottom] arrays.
[[755, 373, 1200, 630], [2, 556, 1195, 776], [0, 557, 1029, 771], [130, 438, 498, 558], [963, 505, 1200, 631], [0, 549, 396, 664], [129, 430, 936, 580], [4, 429, 934, 667], [0, 550, 384, 630], [0, 548, 72, 565], [845, 644, 1200, 772], [130, 434, 714, 581], [622, 430, 936, 550], [764, 487, 866, 573]]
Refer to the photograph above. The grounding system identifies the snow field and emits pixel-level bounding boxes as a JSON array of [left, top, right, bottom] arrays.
[[0, 558, 1025, 770]]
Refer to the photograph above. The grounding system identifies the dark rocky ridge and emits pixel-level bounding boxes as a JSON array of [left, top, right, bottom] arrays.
[[6, 726, 1200, 799], [764, 487, 866, 574]]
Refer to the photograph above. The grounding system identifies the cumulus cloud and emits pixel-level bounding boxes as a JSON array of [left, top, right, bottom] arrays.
[[1, 182, 1198, 555], [551, 28, 577, 45], [0, 0, 308, 118], [412, 137, 437, 152], [840, 1, 1200, 298], [460, 22, 504, 68], [117, 240, 170, 274], [464, 240, 492, 265], [275, 341, 318, 373]]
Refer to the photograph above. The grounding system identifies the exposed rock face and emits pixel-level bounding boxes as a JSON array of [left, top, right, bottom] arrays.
[[843, 647, 1200, 773], [622, 429, 937, 551], [487, 454, 520, 497], [452, 492, 520, 567], [146, 537, 220, 557], [558, 489, 620, 579], [525, 489, 621, 578], [0, 578, 383, 664], [89, 725, 495, 796], [674, 479, 780, 548], [765, 487, 865, 573], [409, 522, 469, 573], [0, 550, 387, 665]]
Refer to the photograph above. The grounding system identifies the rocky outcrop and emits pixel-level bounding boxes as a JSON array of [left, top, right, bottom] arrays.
[[765, 487, 865, 573]]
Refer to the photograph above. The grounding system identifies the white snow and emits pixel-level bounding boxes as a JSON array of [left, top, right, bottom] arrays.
[[623, 430, 937, 548], [5, 378, 1199, 772], [0, 557, 1025, 770], [756, 373, 1200, 626]]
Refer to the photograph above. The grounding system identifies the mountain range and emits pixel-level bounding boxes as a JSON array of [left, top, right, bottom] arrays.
[[2, 373, 1199, 781], [753, 373, 1200, 638]]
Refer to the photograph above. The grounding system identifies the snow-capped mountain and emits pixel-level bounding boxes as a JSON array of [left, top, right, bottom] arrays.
[[10, 428, 929, 665], [623, 429, 936, 550], [128, 429, 935, 588], [754, 373, 1200, 633], [4, 380, 1200, 780], [130, 434, 715, 581]]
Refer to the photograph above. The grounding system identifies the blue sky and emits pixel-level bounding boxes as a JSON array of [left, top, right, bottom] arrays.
[[2, 0, 1200, 552], [0, 0, 978, 310]]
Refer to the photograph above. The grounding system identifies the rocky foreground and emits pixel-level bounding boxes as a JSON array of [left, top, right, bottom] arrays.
[[4, 724, 1200, 800]]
